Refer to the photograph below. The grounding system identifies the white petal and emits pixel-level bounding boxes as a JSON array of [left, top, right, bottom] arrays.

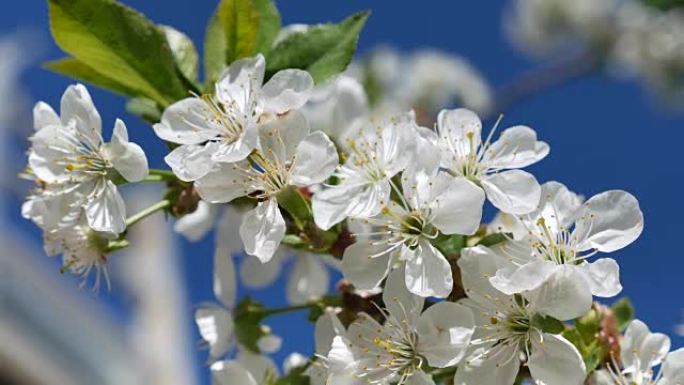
[[239, 199, 286, 263], [312, 180, 390, 230], [261, 69, 314, 114], [287, 253, 330, 304], [376, 115, 416, 175], [404, 239, 453, 298], [195, 161, 253, 203], [105, 119, 148, 182], [216, 55, 265, 113], [195, 305, 234, 359], [214, 245, 237, 309], [458, 245, 516, 306], [660, 348, 684, 385], [589, 370, 615, 385], [622, 319, 671, 373], [453, 345, 520, 385], [526, 265, 593, 321], [531, 181, 584, 234], [33, 101, 60, 131], [174, 201, 217, 241], [416, 302, 474, 367], [60, 84, 102, 143], [211, 124, 258, 163], [327, 336, 358, 380], [621, 319, 649, 371], [28, 124, 72, 183], [341, 241, 391, 291], [283, 352, 308, 374], [23, 190, 81, 231], [236, 349, 279, 382], [437, 108, 482, 158], [489, 260, 557, 296], [85, 179, 126, 234], [211, 361, 257, 385], [240, 253, 282, 288], [258, 110, 310, 163], [430, 176, 485, 235], [216, 205, 246, 253], [579, 258, 622, 297], [290, 131, 339, 186], [528, 333, 587, 385], [329, 76, 368, 139], [481, 169, 541, 215], [483, 125, 549, 169], [383, 266, 424, 326], [165, 142, 219, 182], [488, 212, 528, 239], [574, 190, 644, 253], [257, 334, 282, 353], [410, 126, 442, 174], [154, 97, 221, 144], [314, 311, 346, 355], [405, 371, 436, 385]]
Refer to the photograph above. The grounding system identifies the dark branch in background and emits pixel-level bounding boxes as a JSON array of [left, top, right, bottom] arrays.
[[487, 51, 603, 119]]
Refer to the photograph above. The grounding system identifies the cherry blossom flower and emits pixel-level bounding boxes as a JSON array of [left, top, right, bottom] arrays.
[[312, 112, 417, 230], [28, 84, 148, 234], [331, 268, 475, 385], [195, 111, 338, 262], [489, 181, 643, 320], [302, 75, 368, 146], [434, 108, 548, 214], [195, 245, 238, 361], [342, 168, 484, 298], [591, 319, 684, 385], [210, 350, 279, 385], [455, 245, 586, 385], [154, 54, 313, 182]]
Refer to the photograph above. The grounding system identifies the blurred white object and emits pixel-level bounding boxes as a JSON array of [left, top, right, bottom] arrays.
[[0, 32, 34, 207], [118, 187, 197, 385], [506, 0, 684, 105], [505, 0, 617, 57], [0, 230, 143, 385], [349, 47, 493, 118], [612, 4, 684, 103]]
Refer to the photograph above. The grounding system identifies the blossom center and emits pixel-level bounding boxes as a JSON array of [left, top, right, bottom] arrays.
[[52, 125, 109, 179], [356, 313, 422, 385]]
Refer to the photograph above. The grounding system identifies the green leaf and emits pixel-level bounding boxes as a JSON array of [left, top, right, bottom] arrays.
[[575, 308, 600, 345], [126, 97, 162, 124], [476, 232, 511, 247], [563, 328, 601, 373], [274, 367, 311, 385], [45, 57, 139, 97], [265, 11, 370, 84], [281, 234, 305, 247], [645, 0, 684, 10], [204, 0, 281, 84], [233, 297, 267, 353], [161, 25, 199, 84], [433, 234, 466, 258], [532, 314, 565, 334], [48, 0, 187, 106], [612, 297, 635, 332]]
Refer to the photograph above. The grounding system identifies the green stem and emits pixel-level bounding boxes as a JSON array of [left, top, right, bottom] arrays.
[[261, 302, 317, 317], [430, 367, 456, 383], [148, 168, 178, 181], [125, 199, 171, 227]]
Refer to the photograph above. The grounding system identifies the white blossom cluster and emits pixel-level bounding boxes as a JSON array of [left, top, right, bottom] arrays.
[[22, 84, 149, 289], [20, 50, 682, 385], [506, 0, 684, 103]]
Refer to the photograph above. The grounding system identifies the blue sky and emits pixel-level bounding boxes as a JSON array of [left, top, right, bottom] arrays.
[[4, 1, 684, 384]]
